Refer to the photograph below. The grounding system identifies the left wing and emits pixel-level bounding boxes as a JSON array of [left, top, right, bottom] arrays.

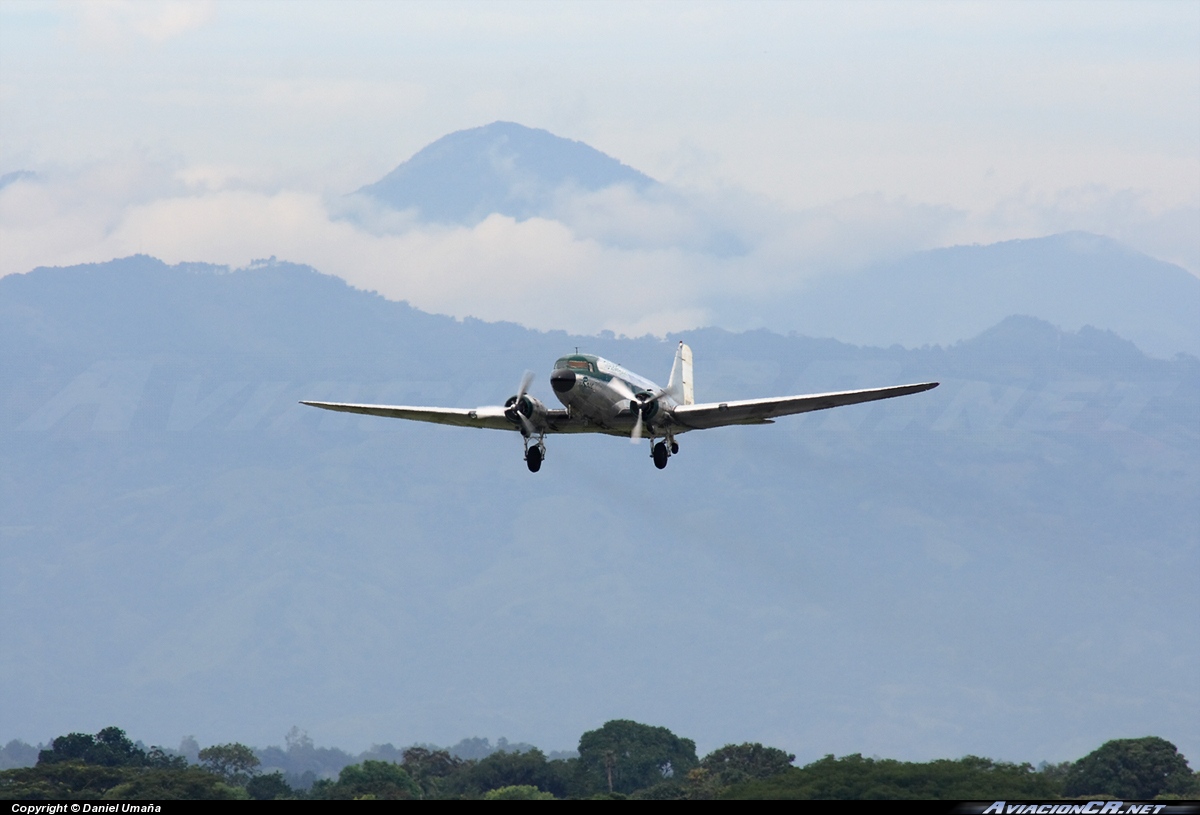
[[301, 401, 512, 429], [299, 401, 588, 433], [668, 382, 938, 430]]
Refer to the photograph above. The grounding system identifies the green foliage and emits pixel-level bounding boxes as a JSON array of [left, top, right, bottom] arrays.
[[722, 753, 1060, 800], [1037, 760, 1073, 788], [38, 727, 149, 768], [0, 763, 128, 800], [11, 724, 1196, 801], [483, 784, 556, 800], [701, 742, 796, 786], [145, 747, 187, 770], [0, 764, 241, 800], [309, 760, 422, 800], [1064, 737, 1196, 800], [198, 742, 260, 786], [629, 779, 689, 799], [246, 770, 295, 800], [101, 768, 247, 800], [577, 720, 698, 796], [436, 748, 574, 799], [400, 746, 466, 797]]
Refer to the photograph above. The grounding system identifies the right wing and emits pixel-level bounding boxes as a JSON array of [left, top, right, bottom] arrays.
[[299, 401, 587, 433], [669, 382, 938, 430]]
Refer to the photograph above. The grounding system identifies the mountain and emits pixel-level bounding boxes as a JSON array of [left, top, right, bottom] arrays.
[[354, 123, 1197, 358], [1, 256, 1196, 765], [357, 121, 656, 224], [740, 232, 1200, 360]]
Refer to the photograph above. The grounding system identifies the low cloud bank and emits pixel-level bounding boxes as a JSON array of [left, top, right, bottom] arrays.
[[1, 157, 1194, 337]]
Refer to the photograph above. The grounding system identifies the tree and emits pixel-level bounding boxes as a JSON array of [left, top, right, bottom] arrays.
[[246, 770, 294, 800], [38, 727, 149, 768], [484, 784, 557, 800], [309, 760, 421, 800], [0, 763, 128, 799], [400, 746, 465, 796], [721, 753, 1059, 800], [0, 740, 39, 770], [437, 748, 575, 799], [577, 720, 698, 796], [146, 747, 187, 770], [702, 742, 796, 785], [100, 768, 247, 800], [198, 743, 260, 786], [1064, 737, 1196, 800], [0, 763, 242, 800]]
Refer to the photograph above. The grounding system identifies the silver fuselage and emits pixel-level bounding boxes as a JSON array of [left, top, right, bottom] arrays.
[[549, 354, 682, 437]]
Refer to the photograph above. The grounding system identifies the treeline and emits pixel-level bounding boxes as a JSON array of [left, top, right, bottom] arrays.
[[1, 722, 1197, 800]]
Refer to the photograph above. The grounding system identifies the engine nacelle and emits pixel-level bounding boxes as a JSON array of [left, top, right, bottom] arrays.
[[504, 393, 550, 432], [632, 395, 660, 422]]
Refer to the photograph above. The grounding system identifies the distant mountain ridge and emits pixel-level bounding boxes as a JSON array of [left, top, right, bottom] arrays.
[[357, 121, 656, 224], [743, 232, 1200, 360]]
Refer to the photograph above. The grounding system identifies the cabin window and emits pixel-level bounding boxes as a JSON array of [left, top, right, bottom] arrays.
[[566, 359, 592, 372]]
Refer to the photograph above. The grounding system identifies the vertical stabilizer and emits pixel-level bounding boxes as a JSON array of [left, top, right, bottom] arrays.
[[668, 342, 695, 405]]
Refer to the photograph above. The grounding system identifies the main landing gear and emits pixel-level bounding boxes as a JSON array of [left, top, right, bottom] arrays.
[[651, 435, 680, 470], [524, 434, 546, 473]]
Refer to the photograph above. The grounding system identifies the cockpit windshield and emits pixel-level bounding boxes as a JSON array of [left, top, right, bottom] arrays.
[[556, 357, 596, 373]]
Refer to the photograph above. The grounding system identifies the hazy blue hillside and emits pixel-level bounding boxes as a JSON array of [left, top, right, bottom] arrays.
[[1, 257, 1196, 765], [755, 232, 1200, 360], [357, 121, 655, 224]]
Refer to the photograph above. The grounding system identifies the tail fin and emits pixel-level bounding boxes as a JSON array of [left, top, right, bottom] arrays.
[[667, 342, 694, 405]]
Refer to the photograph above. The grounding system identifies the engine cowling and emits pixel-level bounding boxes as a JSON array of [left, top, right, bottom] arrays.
[[504, 393, 549, 433], [632, 394, 660, 422]]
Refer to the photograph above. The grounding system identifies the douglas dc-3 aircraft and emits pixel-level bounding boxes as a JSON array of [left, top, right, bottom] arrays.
[[302, 343, 938, 472]]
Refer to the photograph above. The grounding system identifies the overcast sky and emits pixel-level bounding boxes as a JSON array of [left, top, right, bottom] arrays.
[[1, 0, 1197, 333]]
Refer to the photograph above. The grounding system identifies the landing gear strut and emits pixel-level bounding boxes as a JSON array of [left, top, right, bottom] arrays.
[[524, 434, 546, 473]]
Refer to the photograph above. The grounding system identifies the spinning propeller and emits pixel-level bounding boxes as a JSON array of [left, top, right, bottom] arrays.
[[503, 370, 536, 437], [608, 378, 672, 442]]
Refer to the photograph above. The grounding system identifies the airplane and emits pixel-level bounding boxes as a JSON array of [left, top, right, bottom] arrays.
[[301, 342, 938, 472]]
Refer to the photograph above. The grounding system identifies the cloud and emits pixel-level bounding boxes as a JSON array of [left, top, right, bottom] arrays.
[[72, 0, 216, 45], [2, 155, 1195, 340], [0, 164, 719, 336]]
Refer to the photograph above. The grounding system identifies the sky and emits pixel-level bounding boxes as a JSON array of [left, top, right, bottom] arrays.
[[1, 1, 1197, 335]]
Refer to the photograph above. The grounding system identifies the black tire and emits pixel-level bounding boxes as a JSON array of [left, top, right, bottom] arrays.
[[670, 441, 679, 454], [653, 442, 669, 469], [526, 447, 543, 472]]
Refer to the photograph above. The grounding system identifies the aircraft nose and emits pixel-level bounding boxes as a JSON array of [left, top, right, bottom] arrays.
[[550, 369, 576, 393]]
